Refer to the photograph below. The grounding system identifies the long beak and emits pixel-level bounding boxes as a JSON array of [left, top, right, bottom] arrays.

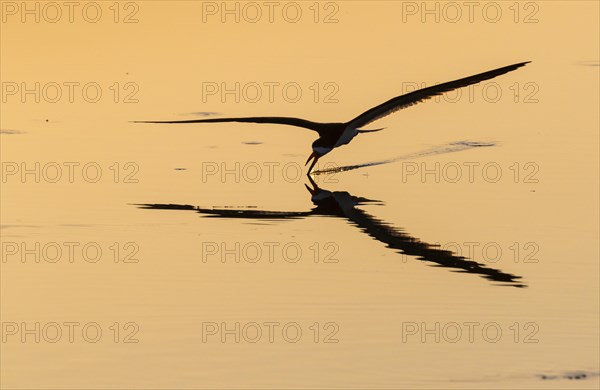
[[304, 183, 316, 195], [304, 174, 319, 195], [305, 152, 317, 166]]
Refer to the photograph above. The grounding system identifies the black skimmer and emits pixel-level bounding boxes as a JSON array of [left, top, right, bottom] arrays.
[[136, 175, 525, 287], [134, 62, 530, 174]]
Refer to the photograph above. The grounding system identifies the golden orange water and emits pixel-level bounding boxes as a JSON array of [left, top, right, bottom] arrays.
[[1, 1, 599, 388]]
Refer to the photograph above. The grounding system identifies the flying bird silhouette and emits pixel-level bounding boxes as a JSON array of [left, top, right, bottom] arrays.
[[134, 62, 530, 173]]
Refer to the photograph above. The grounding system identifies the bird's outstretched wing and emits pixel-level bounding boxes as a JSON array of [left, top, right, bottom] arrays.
[[135, 203, 311, 219], [346, 61, 530, 129], [340, 206, 525, 287], [132, 116, 333, 134]]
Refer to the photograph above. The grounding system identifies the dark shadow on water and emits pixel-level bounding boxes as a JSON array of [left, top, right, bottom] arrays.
[[0, 129, 26, 135], [181, 111, 220, 117], [537, 370, 600, 381], [577, 60, 600, 67], [135, 174, 525, 288]]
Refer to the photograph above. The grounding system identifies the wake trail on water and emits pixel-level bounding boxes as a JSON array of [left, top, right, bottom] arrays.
[[312, 141, 496, 175]]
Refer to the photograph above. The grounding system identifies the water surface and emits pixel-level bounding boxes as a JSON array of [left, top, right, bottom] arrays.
[[1, 1, 599, 388]]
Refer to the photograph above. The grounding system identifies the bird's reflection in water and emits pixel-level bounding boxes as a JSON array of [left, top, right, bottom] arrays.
[[137, 176, 526, 288]]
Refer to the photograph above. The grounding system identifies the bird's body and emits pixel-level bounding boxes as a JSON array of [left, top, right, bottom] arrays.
[[134, 61, 530, 173]]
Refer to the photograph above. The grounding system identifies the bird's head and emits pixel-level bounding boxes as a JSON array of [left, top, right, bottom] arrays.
[[304, 140, 326, 166]]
